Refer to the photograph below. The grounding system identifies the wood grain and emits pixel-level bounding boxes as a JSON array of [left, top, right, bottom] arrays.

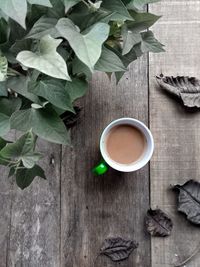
[[149, 1, 200, 266], [0, 132, 17, 267], [60, 57, 150, 267], [6, 140, 61, 267], [0, 168, 12, 267], [1, 2, 200, 266]]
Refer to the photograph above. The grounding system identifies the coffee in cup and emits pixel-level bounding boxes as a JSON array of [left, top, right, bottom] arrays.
[[106, 124, 147, 165], [93, 118, 154, 174]]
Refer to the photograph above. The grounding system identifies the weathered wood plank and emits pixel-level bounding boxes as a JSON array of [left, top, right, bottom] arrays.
[[61, 57, 150, 267], [149, 1, 200, 266], [0, 132, 17, 267], [0, 167, 12, 266], [6, 140, 61, 266]]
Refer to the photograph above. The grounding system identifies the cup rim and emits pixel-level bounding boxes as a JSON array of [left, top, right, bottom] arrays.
[[100, 118, 154, 172]]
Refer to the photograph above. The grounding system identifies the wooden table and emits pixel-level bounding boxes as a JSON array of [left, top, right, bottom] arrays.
[[1, 1, 200, 266]]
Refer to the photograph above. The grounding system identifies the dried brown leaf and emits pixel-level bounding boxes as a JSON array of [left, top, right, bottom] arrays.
[[100, 237, 138, 262], [145, 209, 173, 237], [156, 75, 200, 108], [174, 180, 200, 225]]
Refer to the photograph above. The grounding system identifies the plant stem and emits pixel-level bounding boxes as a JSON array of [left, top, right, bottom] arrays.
[[15, 166, 26, 170], [93, 254, 100, 267], [0, 157, 17, 164], [88, 0, 94, 5], [8, 162, 19, 168], [7, 67, 21, 76], [174, 242, 200, 267], [81, 0, 90, 8]]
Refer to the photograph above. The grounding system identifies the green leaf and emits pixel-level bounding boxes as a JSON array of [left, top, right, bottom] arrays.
[[67, 3, 92, 27], [123, 45, 138, 64], [79, 10, 114, 30], [0, 10, 8, 21], [17, 35, 71, 81], [10, 106, 70, 145], [101, 0, 133, 21], [0, 97, 22, 137], [72, 57, 93, 80], [10, 109, 32, 132], [21, 153, 42, 168], [27, 0, 52, 7], [0, 113, 10, 136], [141, 31, 165, 53], [10, 39, 32, 56], [0, 0, 27, 28], [0, 130, 42, 168], [28, 79, 74, 112], [0, 137, 10, 165], [91, 1, 102, 9], [95, 46, 126, 72], [0, 137, 7, 150], [0, 97, 22, 116], [62, 0, 81, 12], [56, 18, 110, 71], [0, 130, 35, 158], [48, 0, 65, 18], [9, 19, 26, 44], [0, 81, 8, 96], [122, 25, 141, 55], [26, 17, 58, 39], [0, 55, 8, 81], [65, 78, 88, 102], [57, 47, 70, 61], [7, 76, 41, 103], [26, 3, 48, 26], [127, 11, 161, 32], [133, 42, 143, 57], [16, 164, 46, 189], [113, 45, 137, 82], [8, 167, 15, 177], [0, 18, 10, 46], [127, 0, 160, 10]]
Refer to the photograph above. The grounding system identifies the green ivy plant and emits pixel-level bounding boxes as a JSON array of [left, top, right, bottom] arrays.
[[0, 0, 163, 189]]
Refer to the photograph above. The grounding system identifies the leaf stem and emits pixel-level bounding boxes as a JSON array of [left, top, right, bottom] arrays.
[[174, 242, 200, 267], [93, 254, 100, 267], [8, 162, 19, 169], [15, 166, 26, 170], [7, 67, 21, 76], [88, 0, 94, 5], [81, 0, 90, 8], [0, 157, 17, 164]]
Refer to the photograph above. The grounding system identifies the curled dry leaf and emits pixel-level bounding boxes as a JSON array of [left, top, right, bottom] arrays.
[[145, 209, 173, 237], [156, 75, 200, 108], [174, 242, 200, 267], [174, 180, 200, 225], [100, 237, 138, 262]]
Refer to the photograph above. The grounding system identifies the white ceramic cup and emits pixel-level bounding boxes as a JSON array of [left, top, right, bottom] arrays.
[[100, 118, 154, 172]]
